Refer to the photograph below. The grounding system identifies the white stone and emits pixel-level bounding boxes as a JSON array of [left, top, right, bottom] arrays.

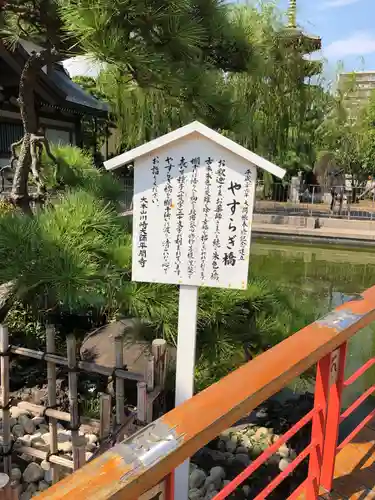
[[38, 480, 50, 492], [10, 467, 22, 482], [38, 424, 49, 434], [57, 441, 72, 453], [85, 451, 93, 461], [18, 415, 35, 435], [9, 417, 17, 428], [277, 444, 289, 458], [12, 424, 25, 438], [23, 463, 44, 483], [40, 460, 51, 471], [242, 485, 251, 497], [279, 458, 291, 472], [85, 433, 98, 444]]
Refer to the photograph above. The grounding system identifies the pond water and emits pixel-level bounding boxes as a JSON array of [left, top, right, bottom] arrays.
[[250, 240, 375, 430]]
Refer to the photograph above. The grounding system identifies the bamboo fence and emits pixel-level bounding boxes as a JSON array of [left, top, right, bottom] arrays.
[[0, 324, 168, 499]]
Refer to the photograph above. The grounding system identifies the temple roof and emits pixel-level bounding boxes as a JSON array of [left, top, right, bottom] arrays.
[[0, 40, 108, 118]]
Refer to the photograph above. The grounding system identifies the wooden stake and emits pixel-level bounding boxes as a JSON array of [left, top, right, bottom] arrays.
[[152, 339, 168, 388], [66, 335, 84, 470], [136, 381, 147, 423], [99, 393, 111, 441], [115, 336, 125, 429], [0, 473, 12, 500], [145, 355, 154, 392], [16, 446, 73, 469], [0, 326, 11, 476], [46, 325, 59, 484]]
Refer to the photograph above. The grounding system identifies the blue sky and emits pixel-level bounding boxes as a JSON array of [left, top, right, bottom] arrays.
[[277, 0, 375, 79], [64, 0, 375, 81]]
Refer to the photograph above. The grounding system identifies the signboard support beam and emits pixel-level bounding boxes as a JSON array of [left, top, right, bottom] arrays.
[[174, 285, 199, 500]]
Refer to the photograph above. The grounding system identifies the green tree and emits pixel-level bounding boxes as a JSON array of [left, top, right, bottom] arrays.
[[72, 76, 109, 154]]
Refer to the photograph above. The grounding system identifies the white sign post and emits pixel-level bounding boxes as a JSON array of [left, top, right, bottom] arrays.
[[104, 121, 285, 500]]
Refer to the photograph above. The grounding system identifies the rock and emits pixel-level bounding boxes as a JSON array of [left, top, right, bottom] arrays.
[[86, 442, 97, 452], [217, 440, 226, 452], [209, 466, 225, 481], [205, 482, 216, 494], [10, 467, 22, 482], [23, 463, 44, 483], [20, 492, 32, 500], [277, 444, 289, 458], [205, 492, 218, 500], [189, 469, 206, 489], [32, 438, 50, 452], [42, 431, 71, 445], [225, 439, 237, 453], [254, 427, 269, 441], [234, 454, 251, 467], [86, 433, 98, 444], [9, 417, 17, 428], [32, 416, 46, 427], [18, 435, 32, 446], [267, 454, 281, 466], [18, 415, 35, 435], [38, 424, 49, 434], [236, 446, 248, 455], [272, 434, 280, 444], [12, 424, 25, 438], [58, 441, 73, 453], [85, 452, 93, 461], [38, 480, 50, 492], [279, 458, 291, 472], [242, 485, 251, 497], [189, 463, 198, 473], [19, 453, 33, 463], [40, 460, 51, 471], [188, 488, 203, 500], [240, 436, 252, 449], [219, 429, 232, 440]]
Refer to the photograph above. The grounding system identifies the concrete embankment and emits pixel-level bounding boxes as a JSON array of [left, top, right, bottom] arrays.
[[253, 214, 375, 247]]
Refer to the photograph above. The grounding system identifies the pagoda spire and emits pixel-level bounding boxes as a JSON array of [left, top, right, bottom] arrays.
[[288, 0, 297, 29]]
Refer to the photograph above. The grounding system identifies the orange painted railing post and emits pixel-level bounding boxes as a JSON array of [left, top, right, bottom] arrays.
[[319, 341, 348, 493], [165, 472, 174, 500], [307, 352, 331, 498]]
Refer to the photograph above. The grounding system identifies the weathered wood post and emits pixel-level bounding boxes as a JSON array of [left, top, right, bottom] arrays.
[[0, 326, 11, 476], [46, 324, 59, 483]]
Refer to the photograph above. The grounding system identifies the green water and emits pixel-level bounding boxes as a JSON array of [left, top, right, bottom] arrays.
[[250, 240, 375, 411]]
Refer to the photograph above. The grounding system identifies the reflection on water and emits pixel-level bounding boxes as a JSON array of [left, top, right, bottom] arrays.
[[250, 241, 375, 416]]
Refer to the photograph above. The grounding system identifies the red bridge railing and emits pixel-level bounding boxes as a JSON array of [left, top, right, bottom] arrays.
[[37, 285, 375, 500]]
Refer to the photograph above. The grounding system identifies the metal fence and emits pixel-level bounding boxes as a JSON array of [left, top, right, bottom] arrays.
[[120, 179, 375, 221], [254, 181, 375, 220]]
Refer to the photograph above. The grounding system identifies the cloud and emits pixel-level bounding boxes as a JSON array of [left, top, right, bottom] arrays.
[[324, 32, 375, 59], [322, 0, 362, 8], [63, 56, 103, 78]]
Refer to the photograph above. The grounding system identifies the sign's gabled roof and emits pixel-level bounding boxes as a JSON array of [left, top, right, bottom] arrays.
[[104, 121, 286, 179]]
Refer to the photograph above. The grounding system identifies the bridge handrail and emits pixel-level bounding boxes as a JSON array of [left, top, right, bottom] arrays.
[[37, 285, 375, 499]]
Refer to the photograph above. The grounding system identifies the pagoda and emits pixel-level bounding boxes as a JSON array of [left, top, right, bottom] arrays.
[[279, 0, 322, 78]]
